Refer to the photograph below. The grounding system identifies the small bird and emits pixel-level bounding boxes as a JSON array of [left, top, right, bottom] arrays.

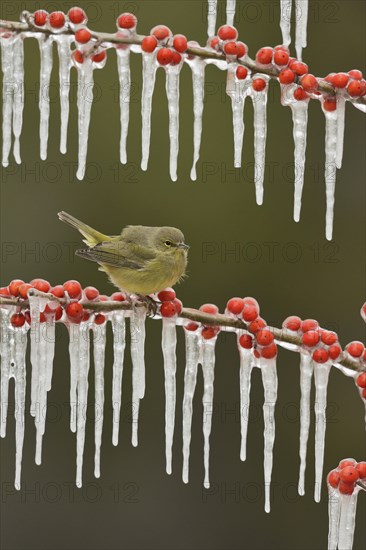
[[57, 211, 189, 296]]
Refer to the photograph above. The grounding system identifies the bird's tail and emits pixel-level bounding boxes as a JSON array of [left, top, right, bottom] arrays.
[[57, 211, 108, 247]]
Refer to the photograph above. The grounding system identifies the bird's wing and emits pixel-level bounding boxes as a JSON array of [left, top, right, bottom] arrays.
[[75, 240, 155, 270]]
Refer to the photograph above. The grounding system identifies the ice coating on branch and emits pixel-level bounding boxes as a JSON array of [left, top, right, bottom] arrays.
[[207, 0, 217, 37], [298, 352, 313, 495], [290, 95, 309, 222], [93, 322, 107, 479], [161, 318, 177, 474], [165, 62, 183, 181], [141, 52, 158, 171], [322, 101, 338, 241], [117, 48, 131, 164], [76, 59, 94, 180], [37, 35, 54, 161], [337, 489, 360, 550], [130, 307, 146, 447], [336, 96, 346, 170], [280, 0, 292, 46], [295, 0, 308, 60], [313, 361, 331, 502], [56, 36, 73, 154], [238, 344, 253, 461], [226, 66, 250, 168], [226, 0, 236, 26], [12, 36, 24, 164], [250, 75, 270, 205], [328, 487, 342, 550], [182, 330, 201, 483], [201, 337, 217, 489], [187, 57, 206, 180], [111, 312, 126, 446], [261, 356, 278, 513], [75, 322, 91, 487]]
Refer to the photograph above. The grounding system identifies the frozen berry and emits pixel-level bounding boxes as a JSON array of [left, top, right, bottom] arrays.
[[290, 61, 308, 76], [94, 313, 106, 325], [274, 44, 290, 53], [68, 7, 86, 24], [226, 297, 245, 315], [111, 292, 126, 301], [200, 303, 219, 315], [173, 34, 187, 53], [51, 285, 65, 298], [312, 348, 329, 363], [302, 330, 320, 348], [256, 329, 274, 346], [158, 288, 176, 302], [142, 35, 158, 53], [31, 278, 50, 293], [294, 87, 308, 101], [273, 49, 289, 66], [157, 48, 173, 65], [327, 469, 340, 488], [348, 69, 362, 80], [242, 302, 259, 322], [301, 319, 319, 332], [252, 78, 266, 92], [236, 42, 247, 58], [173, 298, 182, 314], [202, 326, 219, 340], [18, 283, 32, 299], [0, 287, 10, 296], [11, 313, 26, 328], [160, 301, 178, 317], [66, 302, 83, 323], [356, 373, 366, 388], [49, 11, 65, 29], [261, 343, 277, 359], [256, 47, 273, 65], [151, 25, 171, 41], [301, 74, 318, 92], [117, 13, 137, 29], [248, 317, 266, 334], [347, 80, 365, 97], [283, 316, 302, 331], [321, 330, 338, 346], [356, 462, 366, 479], [8, 279, 25, 297], [332, 73, 349, 88], [185, 321, 199, 331], [239, 334, 253, 349], [84, 286, 99, 300], [217, 25, 237, 41], [92, 51, 107, 63], [338, 481, 354, 495], [63, 280, 82, 299], [339, 459, 356, 469], [279, 68, 295, 84], [339, 466, 359, 483], [347, 341, 364, 358], [75, 28, 92, 43], [34, 10, 48, 26], [328, 344, 342, 360], [171, 51, 182, 65], [73, 50, 84, 64], [224, 41, 239, 56], [236, 66, 248, 80]]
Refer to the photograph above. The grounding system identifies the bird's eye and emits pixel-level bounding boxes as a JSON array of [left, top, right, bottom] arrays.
[[164, 240, 172, 247]]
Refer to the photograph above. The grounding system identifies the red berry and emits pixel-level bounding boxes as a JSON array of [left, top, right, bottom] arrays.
[[256, 47, 273, 65], [173, 34, 187, 53], [0, 287, 10, 296], [141, 35, 158, 53], [312, 348, 329, 364], [236, 66, 248, 80], [111, 292, 126, 301], [99, 295, 109, 302], [332, 73, 349, 89], [325, 73, 335, 83], [10, 313, 26, 328], [239, 334, 253, 349], [236, 42, 247, 58], [356, 462, 366, 479], [75, 28, 92, 44], [339, 459, 356, 469], [81, 310, 90, 322], [356, 373, 366, 388], [151, 25, 171, 41], [274, 44, 289, 53], [261, 343, 277, 359], [49, 11, 65, 29], [31, 278, 50, 293], [362, 388, 366, 399], [256, 329, 274, 346], [273, 49, 289, 66], [242, 303, 259, 322], [302, 330, 320, 348], [24, 311, 31, 324], [321, 330, 338, 346], [157, 48, 173, 66], [328, 344, 342, 360], [8, 280, 25, 297], [301, 319, 319, 332], [226, 297, 245, 315], [84, 286, 99, 300], [290, 61, 308, 76], [54, 305, 63, 321], [92, 51, 107, 63], [327, 470, 340, 488], [34, 10, 48, 26], [63, 280, 82, 299], [279, 68, 295, 84], [173, 298, 182, 314], [252, 78, 266, 92], [301, 74, 318, 92], [243, 297, 259, 307], [348, 69, 362, 80], [66, 302, 83, 323], [158, 288, 176, 302], [294, 87, 308, 101], [347, 341, 364, 358], [339, 466, 359, 483], [347, 80, 365, 97], [210, 37, 219, 50], [217, 25, 237, 41], [339, 481, 354, 495], [253, 349, 260, 359], [18, 283, 32, 299], [248, 317, 266, 334], [94, 313, 106, 325], [185, 321, 199, 331], [117, 13, 137, 29], [68, 7, 86, 24], [171, 51, 182, 65], [51, 285, 65, 298], [160, 301, 178, 318], [73, 50, 84, 64], [202, 326, 219, 340], [283, 316, 302, 331], [224, 41, 238, 56], [200, 303, 219, 315]]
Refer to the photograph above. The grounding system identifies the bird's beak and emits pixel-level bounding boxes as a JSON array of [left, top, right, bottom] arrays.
[[178, 243, 189, 250]]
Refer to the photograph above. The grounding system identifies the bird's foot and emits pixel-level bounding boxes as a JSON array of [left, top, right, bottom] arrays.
[[135, 294, 160, 317]]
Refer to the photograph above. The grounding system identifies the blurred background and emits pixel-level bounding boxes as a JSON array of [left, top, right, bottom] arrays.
[[0, 0, 365, 548]]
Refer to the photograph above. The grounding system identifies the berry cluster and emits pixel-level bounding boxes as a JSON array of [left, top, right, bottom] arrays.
[[327, 459, 366, 495], [141, 26, 187, 67], [184, 303, 221, 340], [157, 288, 183, 317]]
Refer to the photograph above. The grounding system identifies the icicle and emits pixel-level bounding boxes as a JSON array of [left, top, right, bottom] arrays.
[[68, 323, 80, 433], [295, 0, 308, 60], [323, 104, 338, 241], [201, 336, 217, 489], [93, 322, 107, 479], [14, 325, 28, 490], [0, 309, 12, 437], [226, 66, 250, 168], [238, 339, 253, 461], [130, 308, 146, 447], [12, 35, 24, 164], [56, 36, 73, 154], [251, 75, 270, 205], [1, 35, 15, 167], [76, 322, 91, 487], [28, 295, 47, 419], [187, 58, 206, 180], [337, 489, 360, 550], [117, 48, 131, 164], [161, 318, 177, 475], [290, 97, 309, 222], [328, 487, 341, 550], [313, 361, 331, 502], [336, 95, 346, 169], [111, 312, 126, 446], [37, 35, 54, 161], [141, 52, 158, 171], [182, 329, 201, 483], [298, 352, 313, 495], [76, 58, 94, 180], [207, 0, 217, 37], [226, 0, 236, 25], [280, 0, 292, 46], [165, 63, 182, 182], [261, 357, 278, 513]]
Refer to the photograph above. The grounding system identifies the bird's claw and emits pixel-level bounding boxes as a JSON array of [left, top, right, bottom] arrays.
[[135, 294, 160, 317]]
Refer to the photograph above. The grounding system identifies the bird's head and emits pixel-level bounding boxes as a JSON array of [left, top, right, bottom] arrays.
[[154, 227, 189, 256]]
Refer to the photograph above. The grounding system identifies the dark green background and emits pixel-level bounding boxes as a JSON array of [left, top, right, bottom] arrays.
[[1, 0, 365, 548]]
